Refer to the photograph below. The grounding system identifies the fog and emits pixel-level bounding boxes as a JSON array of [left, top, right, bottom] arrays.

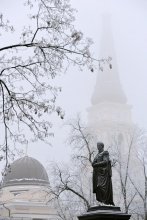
[[1, 0, 147, 167]]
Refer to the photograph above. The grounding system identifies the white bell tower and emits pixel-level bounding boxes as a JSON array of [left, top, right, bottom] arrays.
[[87, 15, 133, 147]]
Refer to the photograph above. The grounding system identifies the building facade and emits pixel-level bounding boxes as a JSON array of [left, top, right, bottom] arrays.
[[0, 156, 58, 220]]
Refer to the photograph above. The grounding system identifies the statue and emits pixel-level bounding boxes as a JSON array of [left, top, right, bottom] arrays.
[[92, 142, 114, 205]]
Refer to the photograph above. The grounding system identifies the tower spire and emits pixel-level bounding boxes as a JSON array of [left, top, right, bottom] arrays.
[[87, 14, 132, 134], [91, 14, 127, 105]]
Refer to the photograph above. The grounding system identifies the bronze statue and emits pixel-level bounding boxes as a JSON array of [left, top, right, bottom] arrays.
[[92, 142, 114, 205]]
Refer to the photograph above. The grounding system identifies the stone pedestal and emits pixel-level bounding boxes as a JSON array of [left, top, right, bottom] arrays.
[[78, 206, 131, 220]]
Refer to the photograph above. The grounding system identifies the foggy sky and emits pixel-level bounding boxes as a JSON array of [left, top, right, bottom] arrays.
[[1, 0, 147, 167]]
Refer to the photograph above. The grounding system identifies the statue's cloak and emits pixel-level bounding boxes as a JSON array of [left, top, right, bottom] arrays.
[[92, 151, 114, 205]]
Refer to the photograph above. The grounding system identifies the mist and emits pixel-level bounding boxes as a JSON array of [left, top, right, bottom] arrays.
[[1, 0, 147, 167]]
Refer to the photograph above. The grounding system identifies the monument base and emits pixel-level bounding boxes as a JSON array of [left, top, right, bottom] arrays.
[[78, 206, 131, 220]]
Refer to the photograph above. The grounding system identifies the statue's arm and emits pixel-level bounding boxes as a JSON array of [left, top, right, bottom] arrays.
[[92, 156, 98, 167], [92, 151, 109, 168], [92, 156, 103, 167], [96, 160, 107, 167], [92, 162, 99, 167]]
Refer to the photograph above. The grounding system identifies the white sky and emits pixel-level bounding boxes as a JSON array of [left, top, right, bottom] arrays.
[[1, 0, 147, 168]]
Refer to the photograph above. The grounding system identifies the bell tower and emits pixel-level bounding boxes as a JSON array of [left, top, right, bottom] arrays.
[[87, 15, 133, 146]]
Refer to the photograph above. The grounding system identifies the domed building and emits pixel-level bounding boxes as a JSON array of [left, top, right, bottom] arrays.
[[0, 156, 58, 220]]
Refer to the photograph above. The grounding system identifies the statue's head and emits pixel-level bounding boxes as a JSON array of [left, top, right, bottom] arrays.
[[97, 142, 104, 153]]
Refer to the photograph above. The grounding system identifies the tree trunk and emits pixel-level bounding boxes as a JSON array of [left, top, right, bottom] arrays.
[[144, 201, 147, 220]]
